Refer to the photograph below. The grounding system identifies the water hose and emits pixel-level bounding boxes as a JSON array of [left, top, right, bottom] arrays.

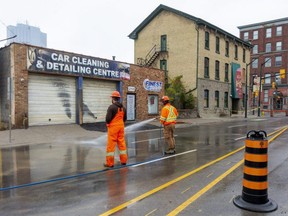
[[0, 159, 159, 191]]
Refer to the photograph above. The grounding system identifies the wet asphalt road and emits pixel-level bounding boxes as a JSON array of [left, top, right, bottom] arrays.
[[0, 117, 288, 216]]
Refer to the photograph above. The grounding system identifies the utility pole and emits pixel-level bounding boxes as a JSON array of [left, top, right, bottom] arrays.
[[244, 59, 257, 118], [257, 58, 271, 117]]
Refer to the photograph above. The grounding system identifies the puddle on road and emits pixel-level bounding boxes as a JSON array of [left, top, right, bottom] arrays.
[[0, 118, 163, 190]]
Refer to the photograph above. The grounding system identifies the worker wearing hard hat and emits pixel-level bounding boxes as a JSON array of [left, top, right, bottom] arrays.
[[159, 96, 178, 154], [104, 90, 128, 168]]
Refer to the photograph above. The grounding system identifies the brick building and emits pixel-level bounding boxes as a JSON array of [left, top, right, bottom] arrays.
[[238, 17, 288, 114], [129, 4, 252, 117], [0, 43, 164, 129]]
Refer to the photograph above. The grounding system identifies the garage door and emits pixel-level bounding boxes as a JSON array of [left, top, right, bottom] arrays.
[[28, 74, 76, 126], [83, 79, 116, 123]]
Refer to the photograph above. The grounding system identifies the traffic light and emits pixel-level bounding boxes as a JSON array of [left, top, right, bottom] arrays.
[[255, 90, 259, 97], [280, 69, 286, 79], [272, 82, 276, 89]]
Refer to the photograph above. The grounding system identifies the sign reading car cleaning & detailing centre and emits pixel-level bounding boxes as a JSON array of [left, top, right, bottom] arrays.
[[27, 47, 130, 80]]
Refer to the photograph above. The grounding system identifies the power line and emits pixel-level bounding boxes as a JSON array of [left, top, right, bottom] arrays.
[[0, 35, 17, 42], [0, 18, 17, 42]]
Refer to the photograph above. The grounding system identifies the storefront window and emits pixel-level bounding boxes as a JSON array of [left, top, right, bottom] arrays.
[[148, 95, 159, 114]]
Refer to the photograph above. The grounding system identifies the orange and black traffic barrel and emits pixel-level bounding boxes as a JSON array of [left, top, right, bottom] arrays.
[[233, 130, 277, 212]]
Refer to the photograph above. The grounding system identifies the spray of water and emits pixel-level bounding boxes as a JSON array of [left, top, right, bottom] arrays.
[[125, 118, 156, 132], [80, 118, 158, 146], [79, 118, 158, 163]]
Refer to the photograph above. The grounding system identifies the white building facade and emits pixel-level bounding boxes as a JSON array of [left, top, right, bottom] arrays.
[[6, 23, 47, 47]]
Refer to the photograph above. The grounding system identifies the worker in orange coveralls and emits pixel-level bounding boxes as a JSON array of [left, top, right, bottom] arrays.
[[104, 90, 128, 168], [159, 96, 178, 154]]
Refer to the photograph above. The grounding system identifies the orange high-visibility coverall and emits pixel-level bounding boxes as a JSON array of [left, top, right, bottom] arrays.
[[106, 104, 127, 167]]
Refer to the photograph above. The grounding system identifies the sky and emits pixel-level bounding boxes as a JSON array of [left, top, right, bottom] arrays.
[[0, 0, 287, 64]]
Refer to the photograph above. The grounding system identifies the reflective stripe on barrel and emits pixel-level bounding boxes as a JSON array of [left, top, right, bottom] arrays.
[[242, 139, 269, 204]]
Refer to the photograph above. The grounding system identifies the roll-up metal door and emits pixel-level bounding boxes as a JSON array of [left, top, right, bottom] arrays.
[[83, 79, 116, 123], [28, 74, 76, 126]]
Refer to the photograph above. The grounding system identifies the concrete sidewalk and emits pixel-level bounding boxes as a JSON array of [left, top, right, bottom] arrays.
[[0, 114, 258, 148]]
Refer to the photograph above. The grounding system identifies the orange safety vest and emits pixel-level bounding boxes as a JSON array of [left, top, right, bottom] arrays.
[[160, 104, 178, 126]]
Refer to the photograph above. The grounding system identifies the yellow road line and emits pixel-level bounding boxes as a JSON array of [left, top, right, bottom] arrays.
[[167, 159, 244, 216], [99, 147, 244, 216], [167, 126, 288, 215], [269, 127, 288, 137], [268, 126, 288, 143], [99, 126, 288, 216]]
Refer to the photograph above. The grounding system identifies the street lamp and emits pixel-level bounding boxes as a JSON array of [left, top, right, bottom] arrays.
[[257, 58, 271, 117], [244, 59, 257, 118]]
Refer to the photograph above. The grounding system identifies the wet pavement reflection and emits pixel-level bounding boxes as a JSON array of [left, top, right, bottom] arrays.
[[0, 117, 286, 191], [0, 129, 165, 189], [0, 117, 288, 215]]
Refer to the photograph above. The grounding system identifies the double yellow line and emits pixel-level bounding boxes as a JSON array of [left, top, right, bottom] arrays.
[[100, 126, 288, 216]]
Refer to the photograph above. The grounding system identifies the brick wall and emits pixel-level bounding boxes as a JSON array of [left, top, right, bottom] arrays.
[[123, 65, 165, 120], [240, 21, 288, 109], [12, 44, 29, 128], [1, 43, 165, 128]]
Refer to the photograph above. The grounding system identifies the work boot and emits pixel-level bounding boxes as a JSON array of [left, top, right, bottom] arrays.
[[165, 148, 176, 154], [103, 163, 114, 168]]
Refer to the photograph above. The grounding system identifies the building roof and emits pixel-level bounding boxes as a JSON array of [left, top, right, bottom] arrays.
[[128, 4, 251, 47], [238, 17, 288, 30]]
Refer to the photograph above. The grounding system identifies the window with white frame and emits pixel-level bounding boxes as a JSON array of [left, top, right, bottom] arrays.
[[253, 44, 258, 54], [148, 95, 159, 114], [264, 90, 269, 102], [276, 26, 282, 36], [276, 42, 282, 51], [265, 58, 271, 67], [252, 58, 258, 68], [275, 56, 282, 67], [253, 30, 258, 40], [265, 43, 271, 52], [266, 28, 271, 38], [264, 73, 271, 84], [243, 32, 249, 41]]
